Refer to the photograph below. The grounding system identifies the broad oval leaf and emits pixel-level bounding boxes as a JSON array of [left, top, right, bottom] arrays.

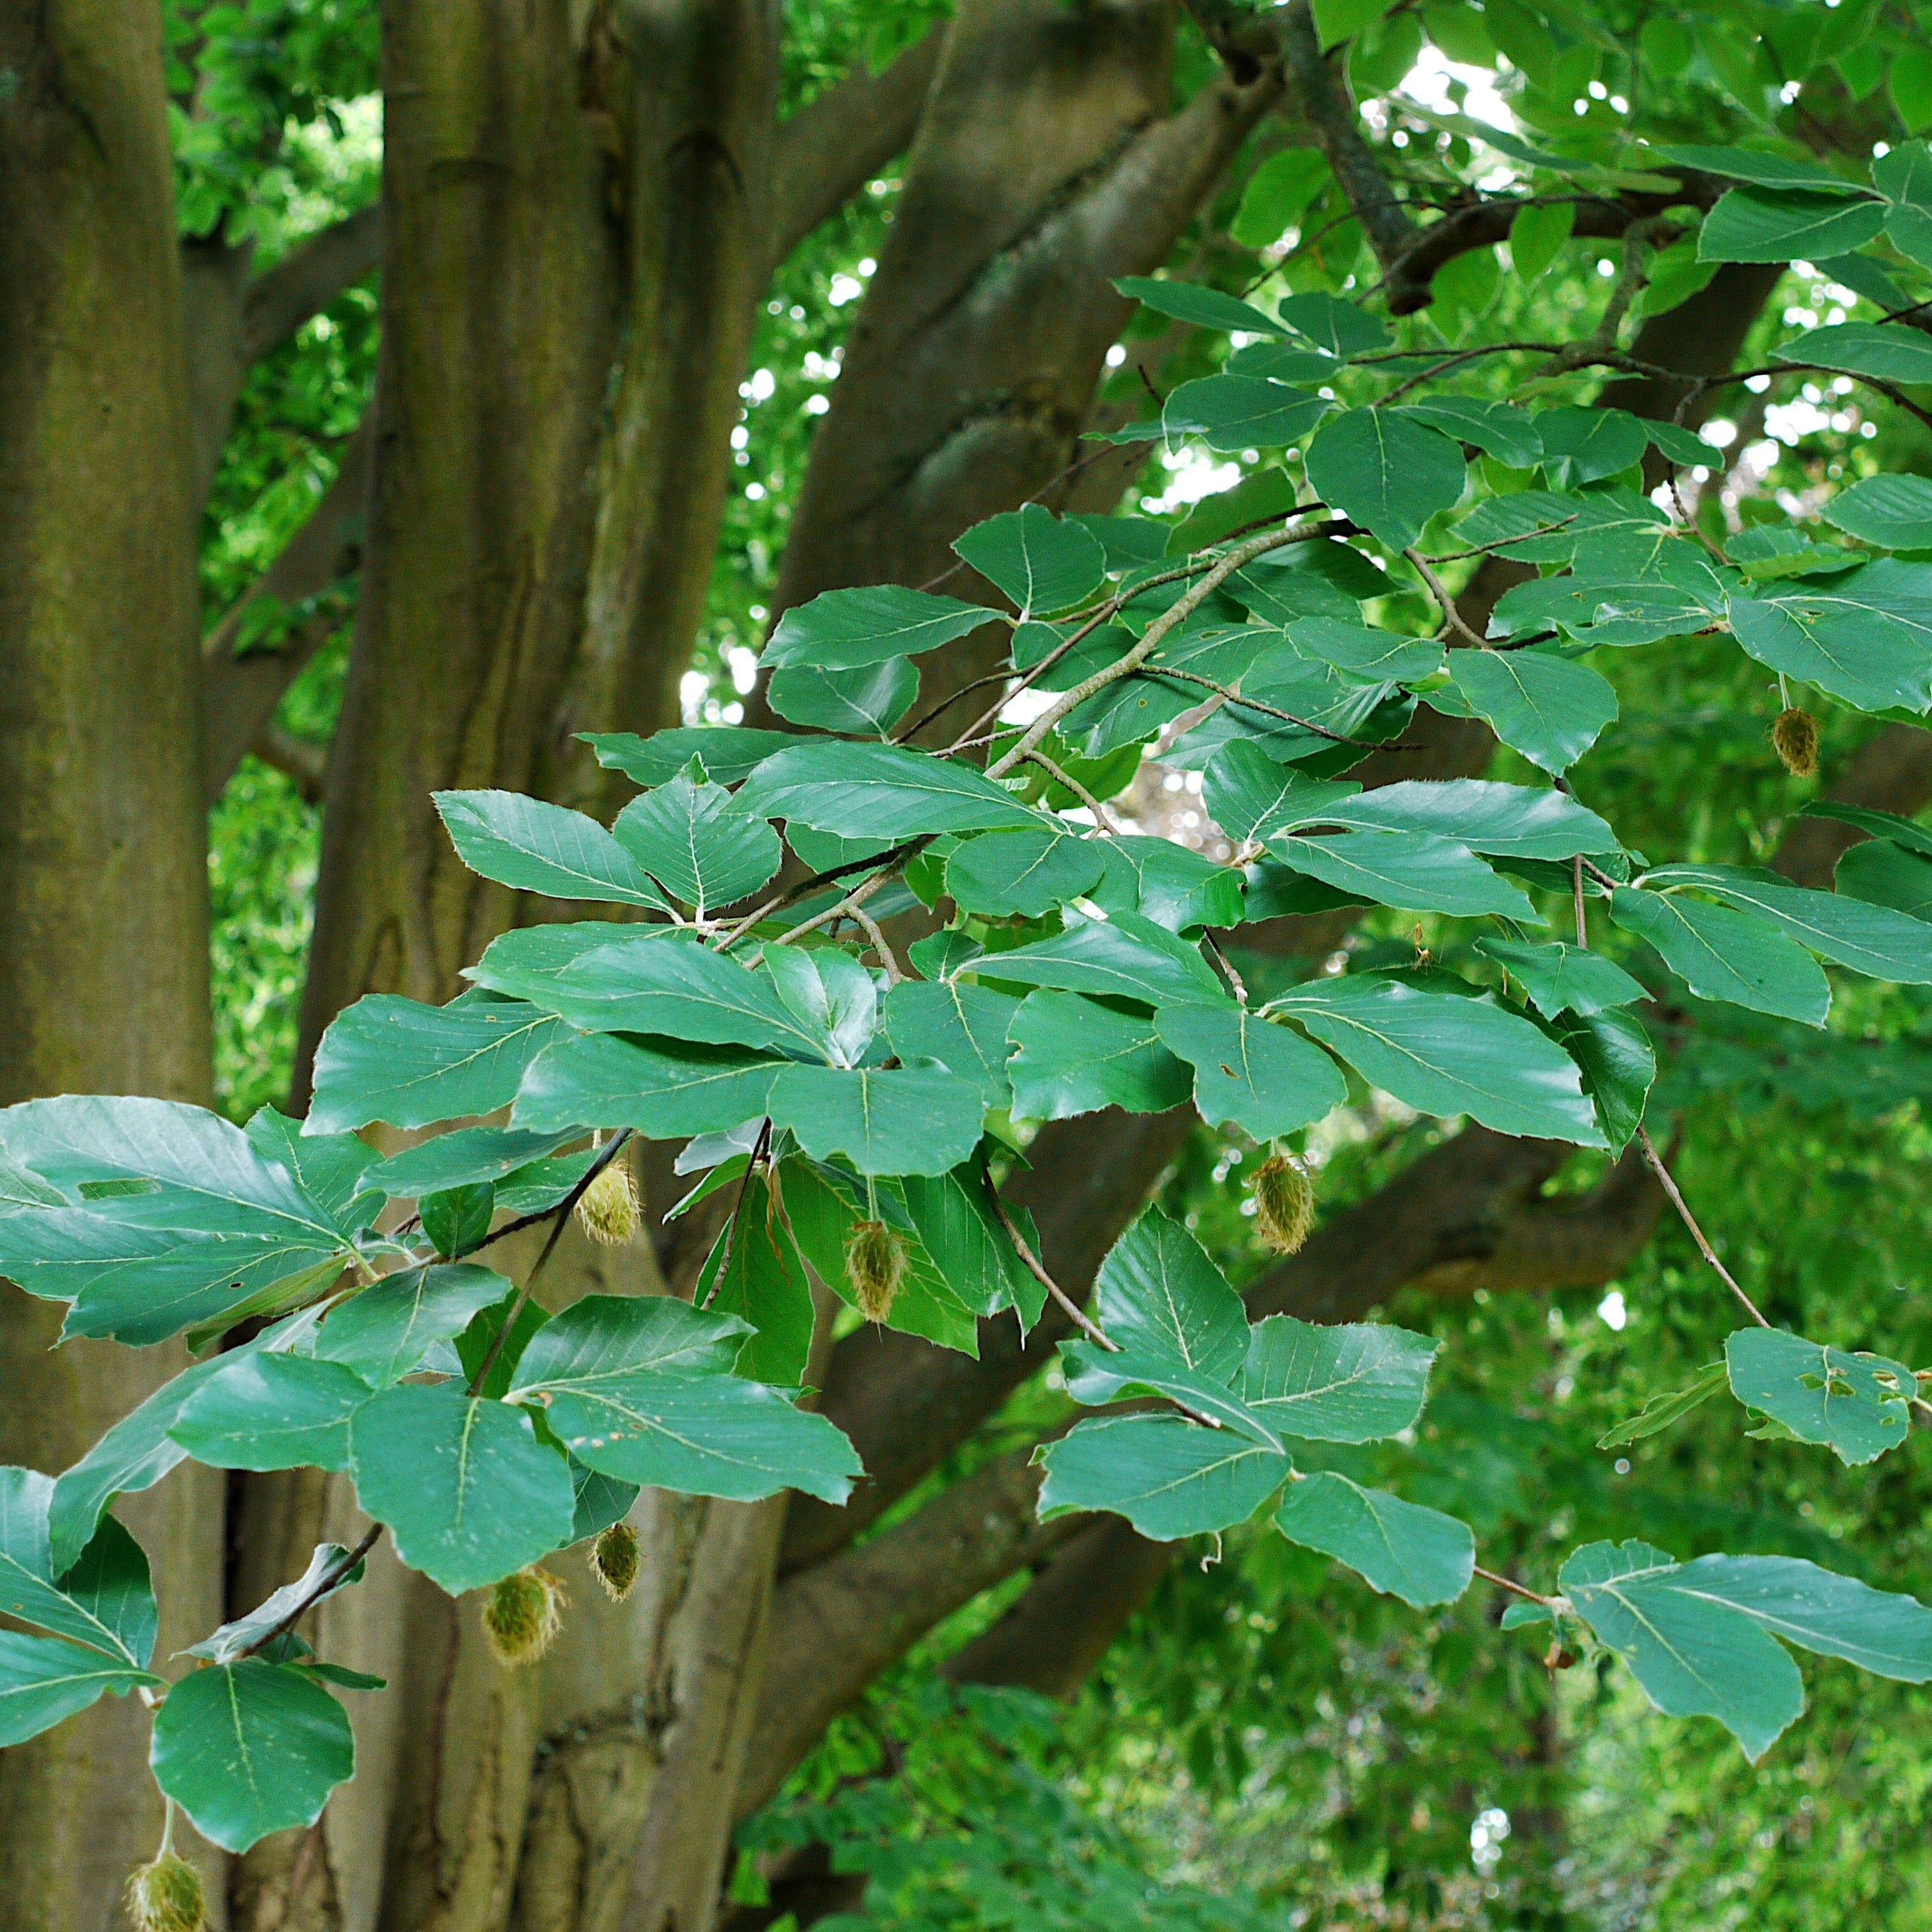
[[1007, 991, 1194, 1122], [513, 1031, 785, 1137], [1446, 648, 1619, 774], [434, 790, 669, 909], [1274, 1473, 1474, 1608], [1609, 886, 1830, 1025], [767, 1062, 985, 1176], [1821, 473, 1932, 551], [611, 767, 782, 912], [1241, 1315, 1438, 1444], [1163, 375, 1331, 453], [760, 584, 995, 673], [1153, 1001, 1346, 1139], [1725, 1328, 1916, 1466], [1037, 1413, 1288, 1539], [1304, 407, 1468, 551], [734, 740, 1044, 837], [953, 504, 1107, 617]]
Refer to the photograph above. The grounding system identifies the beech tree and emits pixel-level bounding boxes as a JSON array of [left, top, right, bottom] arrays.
[[6, 3, 1932, 1930]]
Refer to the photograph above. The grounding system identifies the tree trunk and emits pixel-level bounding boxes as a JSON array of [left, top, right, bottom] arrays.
[[0, 3, 222, 1925]]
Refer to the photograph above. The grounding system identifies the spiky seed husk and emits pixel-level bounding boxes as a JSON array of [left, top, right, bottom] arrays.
[[127, 1852, 205, 1932], [844, 1219, 908, 1323], [483, 1567, 566, 1665], [1772, 706, 1820, 778], [591, 1522, 640, 1603], [576, 1155, 640, 1247], [1252, 1154, 1315, 1256]]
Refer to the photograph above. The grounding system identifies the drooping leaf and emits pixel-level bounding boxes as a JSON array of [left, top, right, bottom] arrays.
[[1276, 291, 1391, 358], [305, 995, 571, 1134], [506, 1294, 863, 1503], [1446, 649, 1619, 773], [1698, 188, 1885, 262], [763, 944, 879, 1067], [734, 740, 1044, 836], [760, 584, 996, 673], [1397, 396, 1544, 470], [1728, 587, 1932, 713], [1725, 1328, 1917, 1466], [1274, 1473, 1474, 1607], [1163, 375, 1332, 453], [1551, 1006, 1655, 1151], [312, 1266, 527, 1392], [169, 1353, 373, 1473], [1008, 991, 1194, 1121], [512, 1031, 784, 1138], [1609, 886, 1831, 1024], [1270, 976, 1606, 1143], [1837, 837, 1932, 921], [1533, 406, 1648, 488], [434, 790, 669, 908], [945, 828, 1106, 918], [1036, 1413, 1288, 1539], [953, 504, 1107, 617], [881, 979, 1020, 1109], [1268, 828, 1539, 921], [1241, 1314, 1437, 1444], [349, 1383, 577, 1594], [972, 910, 1225, 1006], [149, 1659, 355, 1853], [0, 1471, 156, 1667], [1560, 1540, 1932, 1759], [694, 1170, 816, 1384], [1153, 1001, 1346, 1139], [184, 1542, 367, 1665], [1114, 274, 1286, 337], [1821, 473, 1932, 551], [767, 1062, 987, 1176], [1596, 1362, 1729, 1449], [611, 765, 783, 912], [419, 1183, 495, 1259], [1475, 938, 1647, 1017], [767, 658, 920, 737], [1090, 1209, 1250, 1388], [895, 1164, 1040, 1325], [1303, 407, 1468, 550]]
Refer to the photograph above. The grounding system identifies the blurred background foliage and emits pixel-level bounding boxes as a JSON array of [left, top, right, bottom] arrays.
[[180, 0, 1932, 1922]]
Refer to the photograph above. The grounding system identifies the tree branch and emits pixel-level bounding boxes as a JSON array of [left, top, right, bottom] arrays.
[[240, 203, 382, 365], [201, 410, 372, 804], [767, 31, 944, 271]]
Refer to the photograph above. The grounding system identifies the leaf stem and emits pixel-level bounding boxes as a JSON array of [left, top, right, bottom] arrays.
[[1473, 1563, 1559, 1607], [990, 1188, 1118, 1353], [1636, 1125, 1771, 1328]]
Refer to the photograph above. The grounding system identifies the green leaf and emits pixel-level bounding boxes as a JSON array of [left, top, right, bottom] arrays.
[[1551, 1006, 1654, 1152], [760, 584, 995, 673], [1509, 198, 1575, 284], [421, 1182, 494, 1259], [1304, 408, 1468, 550], [245, 1108, 383, 1229], [1202, 743, 1360, 843], [169, 1353, 372, 1472], [1698, 188, 1885, 262], [1837, 837, 1932, 920], [611, 765, 783, 912], [1596, 1362, 1728, 1449], [1276, 291, 1391, 358], [881, 979, 1020, 1109], [1089, 836, 1247, 933], [1399, 397, 1544, 471], [1036, 1414, 1288, 1538], [1725, 1328, 1916, 1466], [953, 505, 1107, 617], [507, 1294, 863, 1503], [1092, 1209, 1249, 1386], [1114, 274, 1285, 337], [184, 1542, 367, 1665], [150, 1659, 354, 1853], [972, 909, 1224, 1006], [434, 790, 669, 908], [1641, 862, 1932, 982], [1647, 144, 1873, 195], [768, 1063, 986, 1176], [1803, 799, 1932, 858], [1283, 617, 1446, 685], [1270, 975, 1606, 1144], [1241, 1315, 1437, 1444], [1274, 1473, 1473, 1607], [1821, 474, 1932, 551], [1475, 939, 1643, 1024], [306, 995, 571, 1134], [311, 1266, 517, 1389], [472, 929, 822, 1055], [764, 944, 879, 1067], [1451, 485, 1668, 564], [368, 1128, 578, 1201], [734, 740, 1044, 837], [1728, 588, 1932, 713], [1268, 829, 1540, 921], [1533, 406, 1647, 488], [0, 1630, 154, 1748], [1230, 148, 1333, 248], [0, 1471, 155, 1667], [1154, 1001, 1346, 1139], [349, 1384, 577, 1594], [570, 1464, 640, 1543], [1446, 649, 1618, 773], [1560, 1540, 1932, 1759], [1774, 321, 1932, 386], [1609, 886, 1831, 1024], [767, 658, 919, 737], [695, 1171, 816, 1384], [1163, 376, 1332, 453], [1008, 991, 1194, 1121], [896, 1164, 1039, 1324], [1311, 0, 1395, 46], [581, 726, 801, 789], [513, 1032, 783, 1138], [946, 828, 1106, 917]]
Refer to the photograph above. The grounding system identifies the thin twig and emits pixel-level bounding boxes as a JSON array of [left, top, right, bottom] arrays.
[[1424, 515, 1578, 564], [1021, 747, 1125, 834], [1636, 1126, 1770, 1328], [1473, 1563, 1559, 1607], [1151, 667, 1361, 741], [1572, 854, 1587, 949], [851, 901, 906, 981], [238, 1522, 385, 1661], [990, 1188, 1118, 1352], [1404, 547, 1487, 649]]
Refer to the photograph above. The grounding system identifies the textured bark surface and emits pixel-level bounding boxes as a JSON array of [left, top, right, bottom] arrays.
[[0, 3, 222, 1924]]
